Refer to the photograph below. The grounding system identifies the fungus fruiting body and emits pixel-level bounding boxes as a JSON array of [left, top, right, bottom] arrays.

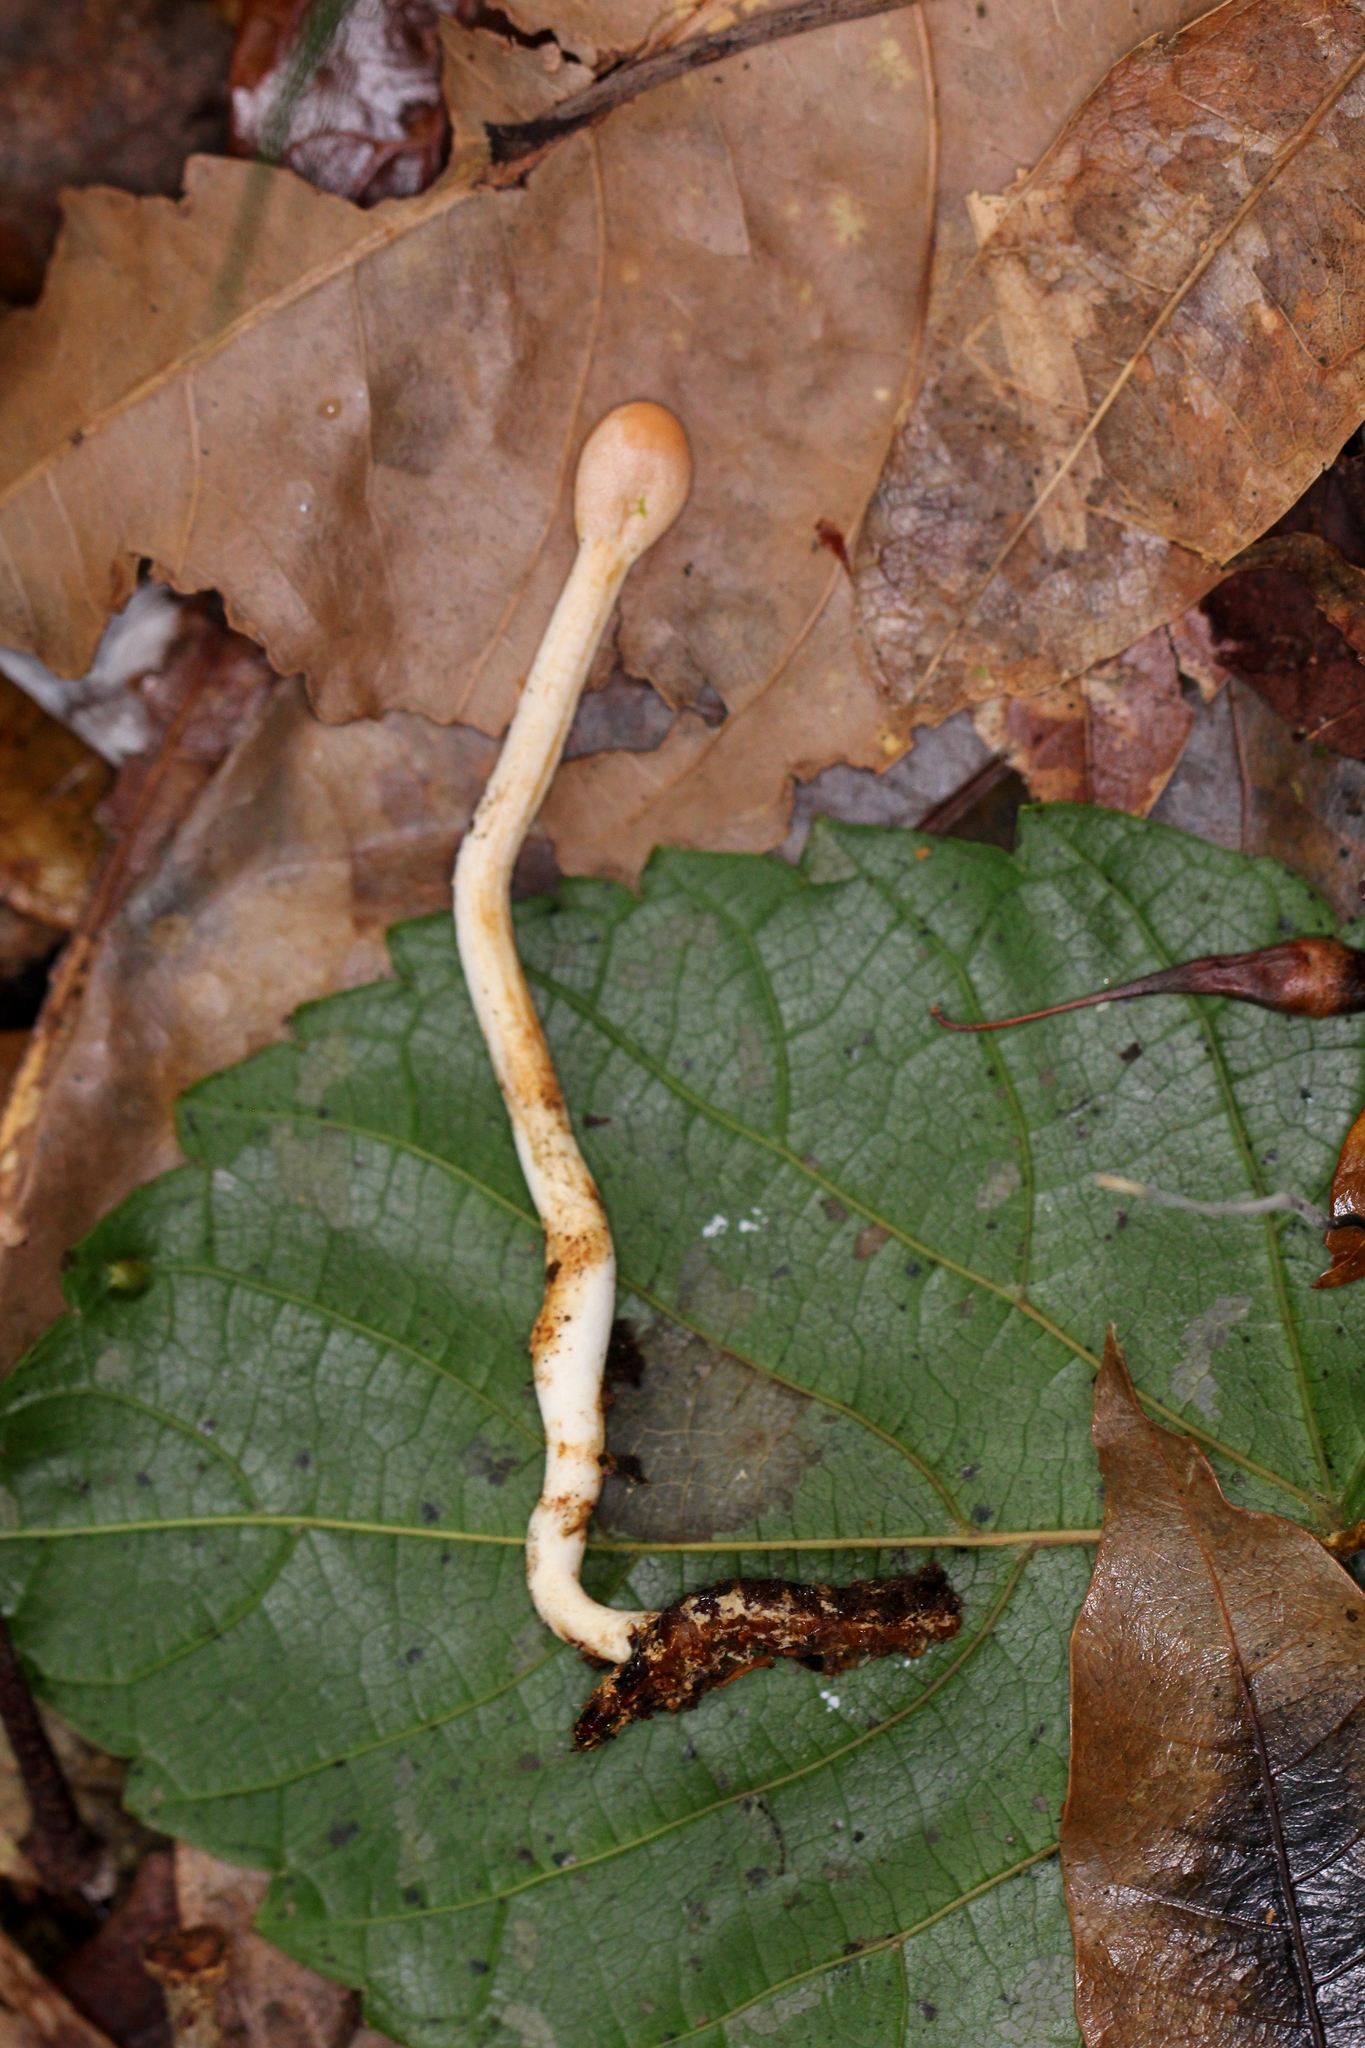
[[454, 402, 692, 1664], [456, 404, 966, 1721]]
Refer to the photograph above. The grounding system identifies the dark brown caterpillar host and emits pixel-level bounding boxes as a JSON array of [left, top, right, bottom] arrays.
[[573, 1562, 962, 1750]]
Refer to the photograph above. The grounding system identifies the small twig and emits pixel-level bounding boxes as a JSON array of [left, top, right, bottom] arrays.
[[487, 0, 916, 164], [0, 1615, 107, 1897]]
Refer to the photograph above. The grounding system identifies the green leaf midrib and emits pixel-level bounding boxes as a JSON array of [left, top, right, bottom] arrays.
[[181, 1103, 971, 1523], [0, 1511, 1093, 1552]]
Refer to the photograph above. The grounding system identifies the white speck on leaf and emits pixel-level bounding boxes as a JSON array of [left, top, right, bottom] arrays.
[[499, 2005, 558, 2048], [701, 1213, 728, 1238], [1170, 1294, 1251, 1420]]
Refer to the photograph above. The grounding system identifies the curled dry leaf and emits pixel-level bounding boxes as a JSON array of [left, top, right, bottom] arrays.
[[1063, 1333, 1365, 2044], [229, 0, 450, 207], [0, 602, 274, 1287], [1317, 1097, 1365, 1289], [859, 0, 1365, 724], [0, 677, 500, 1370]]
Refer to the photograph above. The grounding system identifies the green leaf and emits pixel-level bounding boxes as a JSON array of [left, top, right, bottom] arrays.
[[3, 805, 1364, 2048]]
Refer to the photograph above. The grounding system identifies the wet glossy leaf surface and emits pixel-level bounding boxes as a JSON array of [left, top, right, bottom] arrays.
[[1064, 1337, 1365, 2044], [4, 809, 1365, 2045]]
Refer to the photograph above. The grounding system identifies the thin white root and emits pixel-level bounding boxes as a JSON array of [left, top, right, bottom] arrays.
[[454, 403, 692, 1663], [1092, 1172, 1330, 1230]]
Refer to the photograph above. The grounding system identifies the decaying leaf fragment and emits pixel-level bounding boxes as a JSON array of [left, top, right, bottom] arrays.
[[1062, 1333, 1365, 2045], [1317, 1101, 1365, 1289], [859, 0, 1365, 722]]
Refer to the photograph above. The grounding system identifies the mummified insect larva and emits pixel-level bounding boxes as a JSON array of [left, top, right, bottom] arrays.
[[573, 1563, 962, 1750]]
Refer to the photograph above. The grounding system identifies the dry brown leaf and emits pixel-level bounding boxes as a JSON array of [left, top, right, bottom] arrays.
[[497, 0, 678, 65], [174, 1848, 376, 2048], [972, 625, 1195, 812], [0, 1928, 117, 2048], [0, 8, 933, 859], [1154, 670, 1365, 920], [0, 0, 1222, 883], [1204, 550, 1365, 759], [0, 679, 500, 1367], [859, 0, 1365, 729], [1062, 1331, 1365, 2043]]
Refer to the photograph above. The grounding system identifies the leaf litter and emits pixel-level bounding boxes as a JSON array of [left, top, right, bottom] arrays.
[[0, 0, 1219, 885], [1064, 1332, 1365, 2045], [10, 4, 1365, 2048], [858, 0, 1365, 724], [0, 0, 934, 880]]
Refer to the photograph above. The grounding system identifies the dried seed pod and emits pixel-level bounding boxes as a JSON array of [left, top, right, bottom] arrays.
[[930, 934, 1365, 1292], [573, 1564, 962, 1750], [930, 937, 1365, 1034]]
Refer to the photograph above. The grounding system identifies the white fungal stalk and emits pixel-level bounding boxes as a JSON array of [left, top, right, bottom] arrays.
[[454, 403, 692, 1663]]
